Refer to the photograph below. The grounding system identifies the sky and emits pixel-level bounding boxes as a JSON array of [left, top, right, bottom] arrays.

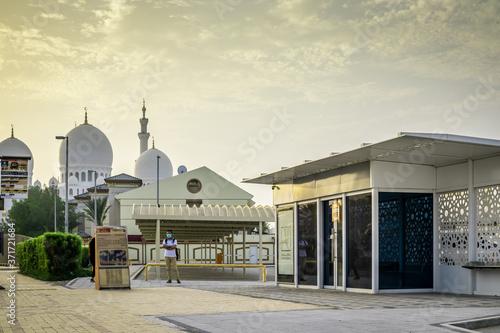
[[1, 0, 499, 206]]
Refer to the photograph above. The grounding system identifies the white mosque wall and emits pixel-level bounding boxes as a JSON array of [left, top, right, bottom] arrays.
[[58, 167, 111, 200]]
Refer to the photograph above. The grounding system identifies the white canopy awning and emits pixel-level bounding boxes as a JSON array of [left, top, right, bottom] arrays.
[[132, 204, 275, 240], [242, 132, 500, 185]]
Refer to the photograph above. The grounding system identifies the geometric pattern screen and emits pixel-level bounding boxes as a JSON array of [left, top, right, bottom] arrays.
[[476, 185, 500, 262], [438, 190, 469, 266], [379, 193, 433, 289]]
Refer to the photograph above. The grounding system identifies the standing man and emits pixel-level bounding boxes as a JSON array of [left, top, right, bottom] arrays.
[[163, 230, 181, 283]]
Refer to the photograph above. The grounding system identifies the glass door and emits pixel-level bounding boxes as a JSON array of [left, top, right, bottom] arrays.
[[324, 199, 343, 288]]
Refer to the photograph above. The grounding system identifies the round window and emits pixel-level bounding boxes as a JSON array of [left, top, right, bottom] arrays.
[[186, 178, 202, 193]]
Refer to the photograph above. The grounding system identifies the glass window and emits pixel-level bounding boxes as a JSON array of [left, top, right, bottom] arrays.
[[81, 172, 86, 181], [187, 179, 202, 193], [379, 192, 433, 289], [88, 171, 93, 182], [298, 202, 317, 285], [277, 207, 294, 283], [347, 193, 372, 289]]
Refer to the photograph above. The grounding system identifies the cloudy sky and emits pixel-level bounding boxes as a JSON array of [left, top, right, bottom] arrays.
[[1, 0, 499, 206]]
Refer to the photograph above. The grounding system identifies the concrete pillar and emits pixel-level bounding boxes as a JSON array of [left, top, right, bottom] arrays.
[[231, 231, 235, 274], [243, 227, 246, 276], [468, 159, 477, 295], [259, 221, 263, 281]]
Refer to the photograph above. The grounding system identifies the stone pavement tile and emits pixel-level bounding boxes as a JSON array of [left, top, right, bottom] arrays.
[[0, 270, 320, 333], [155, 307, 500, 333]]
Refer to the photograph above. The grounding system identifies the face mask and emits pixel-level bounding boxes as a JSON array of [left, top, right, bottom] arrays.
[[167, 234, 172, 238]]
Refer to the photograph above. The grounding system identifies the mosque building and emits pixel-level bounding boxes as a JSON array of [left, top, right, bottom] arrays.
[[1, 102, 276, 268], [56, 111, 114, 200]]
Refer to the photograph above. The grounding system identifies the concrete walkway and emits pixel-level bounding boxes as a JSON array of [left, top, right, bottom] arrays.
[[1, 266, 499, 332]]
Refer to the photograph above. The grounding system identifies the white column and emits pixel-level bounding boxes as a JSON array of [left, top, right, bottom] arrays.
[[372, 189, 379, 294], [342, 193, 347, 291], [433, 190, 439, 292], [259, 222, 263, 281], [294, 202, 299, 288], [243, 227, 246, 276], [468, 159, 476, 295], [231, 231, 235, 273], [209, 238, 212, 265], [274, 205, 278, 286], [317, 198, 323, 289]]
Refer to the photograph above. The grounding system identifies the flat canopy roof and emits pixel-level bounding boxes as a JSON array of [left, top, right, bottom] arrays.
[[132, 204, 275, 240], [242, 132, 500, 185]]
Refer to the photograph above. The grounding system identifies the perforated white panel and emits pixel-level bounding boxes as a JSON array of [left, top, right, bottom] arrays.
[[476, 185, 500, 262], [438, 190, 469, 266]]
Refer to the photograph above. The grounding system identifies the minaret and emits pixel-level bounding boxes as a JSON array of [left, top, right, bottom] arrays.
[[138, 99, 150, 154]]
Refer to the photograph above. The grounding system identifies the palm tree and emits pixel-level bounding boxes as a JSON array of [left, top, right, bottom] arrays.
[[83, 197, 111, 226]]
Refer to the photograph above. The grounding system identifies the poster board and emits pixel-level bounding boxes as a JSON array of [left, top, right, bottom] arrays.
[[1, 157, 30, 199], [278, 209, 294, 275], [95, 226, 130, 289]]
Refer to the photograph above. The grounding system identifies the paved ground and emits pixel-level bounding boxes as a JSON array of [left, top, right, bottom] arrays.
[[1, 266, 499, 332]]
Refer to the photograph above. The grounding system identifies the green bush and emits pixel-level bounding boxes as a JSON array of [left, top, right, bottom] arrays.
[[17, 232, 91, 281], [81, 245, 90, 268]]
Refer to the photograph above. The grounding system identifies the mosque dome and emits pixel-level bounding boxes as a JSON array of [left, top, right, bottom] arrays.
[[134, 147, 173, 184], [68, 175, 79, 186], [0, 128, 34, 176], [49, 177, 58, 187], [33, 180, 41, 187], [58, 113, 113, 168], [0, 137, 33, 159]]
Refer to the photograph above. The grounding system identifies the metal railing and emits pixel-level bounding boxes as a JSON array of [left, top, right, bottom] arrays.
[[144, 263, 267, 282]]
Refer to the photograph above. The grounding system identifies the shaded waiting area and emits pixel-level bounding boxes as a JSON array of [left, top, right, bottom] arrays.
[[131, 203, 275, 279]]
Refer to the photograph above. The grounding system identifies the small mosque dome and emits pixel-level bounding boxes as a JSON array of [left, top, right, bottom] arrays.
[[49, 177, 58, 187], [68, 175, 79, 186], [0, 131, 34, 174], [33, 180, 41, 187], [134, 147, 173, 184]]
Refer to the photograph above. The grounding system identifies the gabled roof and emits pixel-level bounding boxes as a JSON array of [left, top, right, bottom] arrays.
[[86, 183, 109, 192], [116, 166, 253, 201], [242, 132, 500, 185], [105, 173, 142, 184], [74, 192, 91, 200]]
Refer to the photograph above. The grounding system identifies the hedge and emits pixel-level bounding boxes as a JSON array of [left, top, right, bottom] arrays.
[[17, 232, 91, 281]]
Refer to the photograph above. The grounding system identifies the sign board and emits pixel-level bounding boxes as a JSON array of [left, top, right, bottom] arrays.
[[278, 209, 294, 275], [332, 203, 340, 222], [1, 157, 29, 198], [95, 226, 130, 289]]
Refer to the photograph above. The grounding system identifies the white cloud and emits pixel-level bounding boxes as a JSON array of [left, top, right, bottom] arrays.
[[82, 0, 134, 37]]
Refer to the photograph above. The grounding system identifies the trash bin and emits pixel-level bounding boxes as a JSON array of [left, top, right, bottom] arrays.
[[217, 252, 223, 264]]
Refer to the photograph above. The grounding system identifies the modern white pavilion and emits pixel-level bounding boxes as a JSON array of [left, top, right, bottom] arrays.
[[243, 132, 500, 296]]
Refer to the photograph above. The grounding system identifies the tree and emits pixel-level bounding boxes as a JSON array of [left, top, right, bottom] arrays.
[[7, 186, 78, 237], [83, 197, 110, 226], [254, 222, 271, 234]]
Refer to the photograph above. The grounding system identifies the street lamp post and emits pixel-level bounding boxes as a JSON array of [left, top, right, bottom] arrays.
[[56, 135, 69, 233], [87, 170, 98, 230], [157, 155, 160, 207], [53, 186, 57, 232]]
